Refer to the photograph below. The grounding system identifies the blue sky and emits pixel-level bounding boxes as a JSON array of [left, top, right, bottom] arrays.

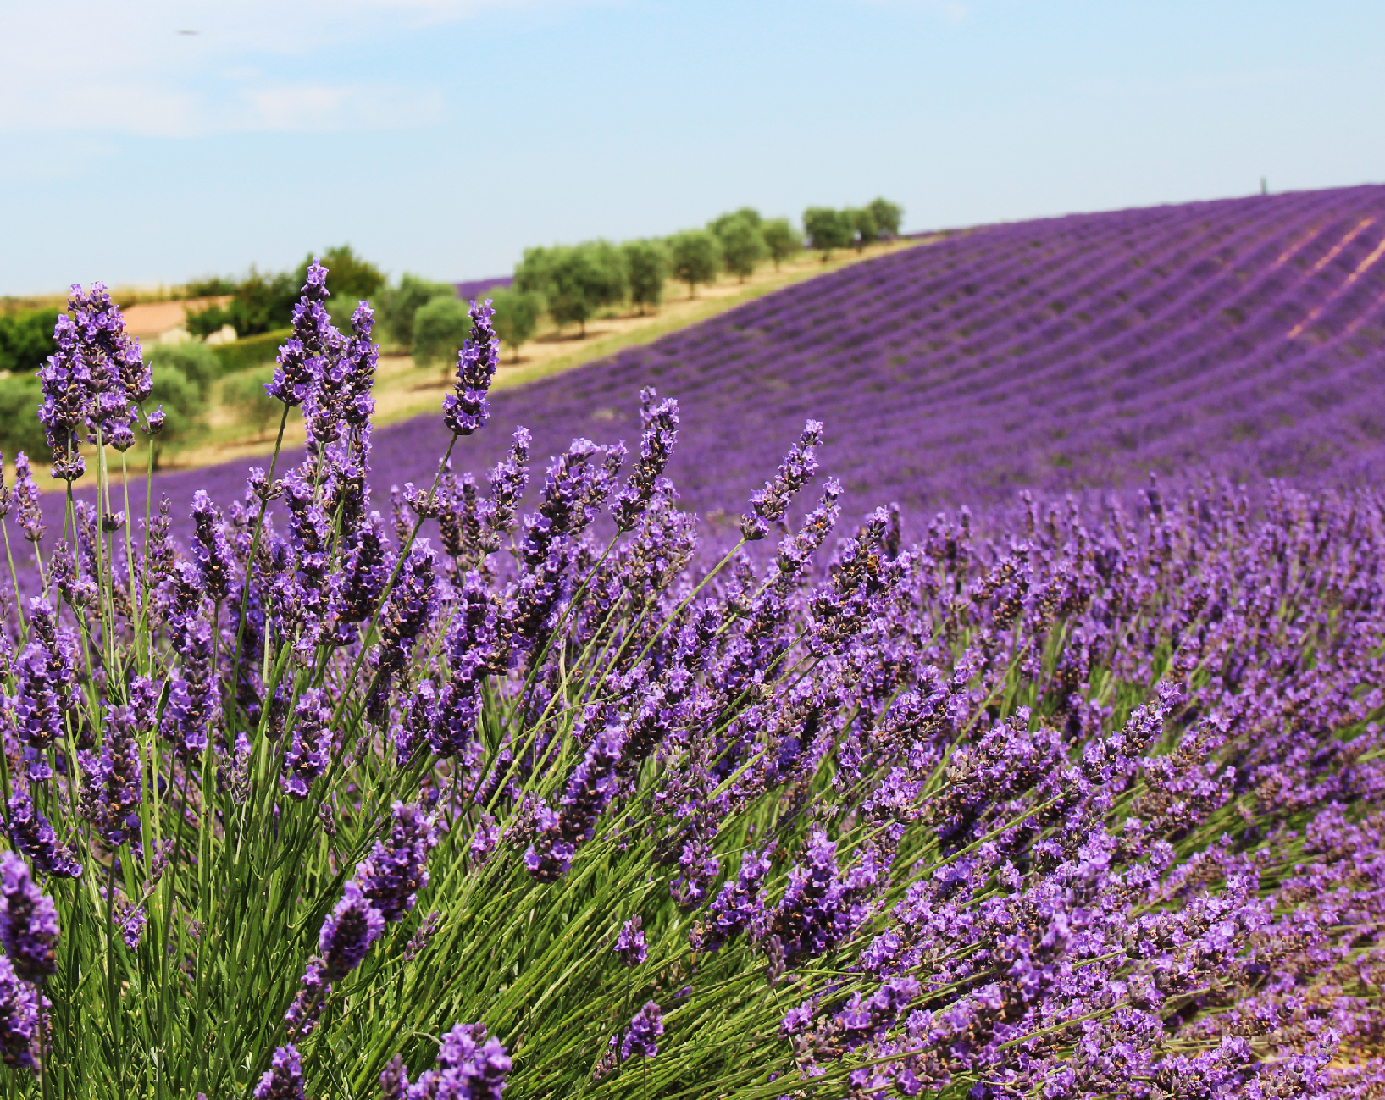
[[2, 0, 1383, 296]]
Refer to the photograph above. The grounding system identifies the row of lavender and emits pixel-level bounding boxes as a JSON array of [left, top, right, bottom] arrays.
[[0, 261, 1381, 1096]]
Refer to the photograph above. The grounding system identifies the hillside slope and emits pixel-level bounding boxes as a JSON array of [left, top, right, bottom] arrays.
[[68, 185, 1385, 538]]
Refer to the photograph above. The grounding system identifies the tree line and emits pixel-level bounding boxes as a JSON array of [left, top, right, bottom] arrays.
[[429, 197, 905, 363]]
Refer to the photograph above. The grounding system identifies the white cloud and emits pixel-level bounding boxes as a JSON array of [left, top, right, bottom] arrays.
[[0, 0, 533, 137]]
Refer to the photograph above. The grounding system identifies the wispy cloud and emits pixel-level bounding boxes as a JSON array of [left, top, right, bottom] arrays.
[[0, 0, 532, 137]]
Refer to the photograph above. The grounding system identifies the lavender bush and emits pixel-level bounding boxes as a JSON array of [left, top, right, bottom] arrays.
[[0, 266, 1379, 1099]]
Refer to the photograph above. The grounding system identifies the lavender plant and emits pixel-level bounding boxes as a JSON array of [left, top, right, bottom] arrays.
[[0, 268, 1378, 1100]]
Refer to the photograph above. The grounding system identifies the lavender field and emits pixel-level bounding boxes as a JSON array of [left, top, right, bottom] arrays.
[[3, 195, 1384, 1097], [72, 184, 1385, 546]]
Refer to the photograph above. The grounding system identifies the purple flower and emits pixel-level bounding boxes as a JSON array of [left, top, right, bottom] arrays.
[[266, 260, 341, 408], [253, 1044, 305, 1100], [619, 1001, 664, 1060], [160, 619, 219, 761], [318, 880, 383, 981], [37, 283, 149, 478], [0, 956, 40, 1069], [281, 689, 333, 801], [525, 715, 627, 880], [354, 802, 439, 925], [443, 299, 501, 436], [615, 916, 646, 967], [9, 599, 79, 753], [383, 1022, 511, 1100], [190, 490, 234, 602], [476, 428, 531, 556], [692, 847, 773, 953], [11, 454, 43, 544], [613, 388, 679, 532], [740, 420, 823, 540], [6, 791, 82, 879], [0, 852, 59, 982]]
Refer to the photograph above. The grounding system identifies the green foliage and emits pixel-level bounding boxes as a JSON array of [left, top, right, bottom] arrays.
[[413, 295, 474, 368], [512, 245, 556, 303], [223, 268, 301, 337], [667, 229, 722, 298], [376, 274, 457, 348], [867, 197, 904, 238], [707, 206, 763, 242], [623, 239, 668, 314], [803, 207, 853, 260], [147, 361, 205, 467], [715, 216, 769, 282], [761, 218, 803, 270], [294, 244, 385, 305], [222, 365, 284, 438], [185, 304, 232, 339], [0, 374, 49, 461], [0, 310, 59, 374], [846, 206, 877, 252], [208, 329, 293, 375], [546, 242, 627, 336], [489, 288, 542, 362], [146, 341, 219, 400]]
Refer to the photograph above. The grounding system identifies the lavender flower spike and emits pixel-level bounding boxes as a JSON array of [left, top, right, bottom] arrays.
[[265, 260, 340, 408], [615, 916, 647, 967], [318, 880, 384, 981], [613, 388, 679, 532], [443, 298, 501, 436], [0, 852, 59, 983], [384, 1023, 511, 1100], [253, 1045, 305, 1100], [0, 957, 39, 1069], [6, 792, 82, 879], [740, 419, 824, 540], [620, 1001, 664, 1060]]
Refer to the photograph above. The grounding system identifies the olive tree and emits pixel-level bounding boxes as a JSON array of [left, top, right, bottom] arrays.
[[667, 230, 722, 298], [803, 207, 853, 261], [623, 239, 669, 314], [762, 218, 803, 270], [490, 287, 542, 362]]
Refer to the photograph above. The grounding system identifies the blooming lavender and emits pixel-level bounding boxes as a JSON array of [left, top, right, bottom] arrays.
[[381, 1022, 511, 1100], [9, 599, 78, 756], [5, 792, 82, 879], [0, 957, 39, 1070], [443, 298, 501, 436], [614, 916, 646, 967], [190, 489, 234, 602], [612, 388, 679, 532], [37, 283, 150, 478], [525, 715, 627, 880], [740, 420, 823, 540], [619, 1001, 664, 1060], [253, 1045, 305, 1100], [0, 852, 59, 983], [354, 801, 439, 924], [11, 453, 42, 544], [280, 689, 333, 800], [265, 260, 341, 408]]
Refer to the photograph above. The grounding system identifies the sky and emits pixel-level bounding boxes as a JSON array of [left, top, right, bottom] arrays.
[[2, 0, 1384, 296]]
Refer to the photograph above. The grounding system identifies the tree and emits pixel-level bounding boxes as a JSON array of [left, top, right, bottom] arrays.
[[412, 296, 474, 370], [147, 342, 219, 401], [147, 362, 205, 470], [667, 230, 722, 299], [222, 366, 283, 439], [761, 218, 803, 271], [224, 267, 300, 337], [489, 287, 542, 362], [803, 208, 852, 261], [375, 274, 457, 348], [186, 304, 232, 339], [623, 239, 668, 314], [294, 244, 385, 305], [867, 197, 904, 238], [708, 207, 762, 242], [0, 375, 50, 462], [847, 207, 878, 252], [720, 218, 768, 282], [546, 242, 626, 337], [513, 246, 556, 303], [0, 310, 59, 373]]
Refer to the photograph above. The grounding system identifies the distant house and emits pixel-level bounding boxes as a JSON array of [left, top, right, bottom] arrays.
[[121, 296, 236, 347]]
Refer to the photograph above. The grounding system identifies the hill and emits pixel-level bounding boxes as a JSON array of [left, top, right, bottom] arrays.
[[41, 185, 1385, 539]]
